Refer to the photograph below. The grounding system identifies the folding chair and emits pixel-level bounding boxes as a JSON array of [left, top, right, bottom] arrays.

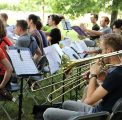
[[0, 82, 20, 120], [110, 97, 122, 120], [68, 111, 110, 120]]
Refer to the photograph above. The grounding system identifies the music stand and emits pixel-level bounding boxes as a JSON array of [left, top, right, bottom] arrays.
[[7, 46, 40, 120], [62, 20, 72, 36]]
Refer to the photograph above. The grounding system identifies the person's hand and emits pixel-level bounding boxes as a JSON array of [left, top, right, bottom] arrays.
[[82, 70, 90, 81], [80, 23, 87, 31], [90, 62, 101, 75], [83, 51, 94, 55]]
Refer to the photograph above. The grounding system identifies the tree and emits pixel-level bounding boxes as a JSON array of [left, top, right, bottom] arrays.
[[50, 0, 122, 24]]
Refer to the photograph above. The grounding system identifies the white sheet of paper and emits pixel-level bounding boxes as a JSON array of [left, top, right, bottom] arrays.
[[44, 46, 61, 74], [59, 39, 71, 48], [52, 44, 64, 57], [7, 49, 38, 75], [62, 46, 80, 60], [76, 40, 89, 52]]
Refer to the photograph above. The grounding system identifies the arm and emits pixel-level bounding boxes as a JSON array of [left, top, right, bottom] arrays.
[[84, 63, 108, 105], [33, 47, 42, 64], [0, 58, 13, 89], [47, 36, 52, 42], [84, 78, 108, 105], [85, 29, 103, 36]]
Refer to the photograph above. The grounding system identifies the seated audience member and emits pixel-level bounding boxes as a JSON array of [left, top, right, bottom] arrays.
[[90, 13, 100, 40], [27, 14, 44, 55], [47, 14, 64, 45], [43, 33, 122, 120], [0, 47, 13, 100], [112, 19, 122, 35], [15, 20, 42, 63], [36, 20, 48, 47]]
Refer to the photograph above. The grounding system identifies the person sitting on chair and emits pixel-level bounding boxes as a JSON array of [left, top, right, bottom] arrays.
[[112, 19, 122, 35], [84, 19, 122, 55], [47, 14, 64, 45], [90, 13, 100, 40], [0, 48, 13, 100], [82, 16, 112, 47], [43, 33, 122, 120], [15, 20, 42, 64], [27, 14, 44, 56]]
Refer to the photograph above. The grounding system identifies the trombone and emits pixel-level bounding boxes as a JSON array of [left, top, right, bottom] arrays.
[[31, 50, 122, 102]]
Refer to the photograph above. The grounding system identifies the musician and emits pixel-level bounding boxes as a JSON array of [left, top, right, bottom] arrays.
[[84, 19, 122, 55], [27, 14, 44, 55], [0, 48, 13, 100], [90, 13, 100, 40], [112, 19, 122, 35], [15, 20, 42, 63], [81, 16, 112, 47], [43, 33, 122, 120], [47, 14, 64, 45]]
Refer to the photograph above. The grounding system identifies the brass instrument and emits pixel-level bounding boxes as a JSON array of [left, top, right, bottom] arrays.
[[31, 50, 122, 103]]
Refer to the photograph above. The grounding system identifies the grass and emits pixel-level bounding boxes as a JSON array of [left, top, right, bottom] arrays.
[[0, 66, 86, 120]]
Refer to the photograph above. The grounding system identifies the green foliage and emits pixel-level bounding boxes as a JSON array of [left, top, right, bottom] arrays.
[[50, 0, 122, 18], [0, 0, 122, 19], [0, 0, 50, 12]]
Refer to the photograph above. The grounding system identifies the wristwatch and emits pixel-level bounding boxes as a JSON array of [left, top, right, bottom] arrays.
[[89, 74, 97, 79]]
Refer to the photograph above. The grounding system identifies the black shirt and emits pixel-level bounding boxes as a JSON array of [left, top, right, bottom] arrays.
[[49, 28, 61, 45], [98, 66, 122, 113], [90, 24, 100, 40]]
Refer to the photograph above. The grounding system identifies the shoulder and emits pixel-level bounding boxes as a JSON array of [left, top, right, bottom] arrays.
[[3, 36, 13, 46], [102, 66, 122, 88], [100, 27, 112, 34], [18, 35, 29, 41]]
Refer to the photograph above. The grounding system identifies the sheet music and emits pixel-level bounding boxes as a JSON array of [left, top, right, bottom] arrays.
[[72, 26, 87, 36], [7, 49, 38, 76], [77, 40, 89, 51], [52, 44, 64, 57], [59, 38, 71, 48], [44, 46, 61, 74], [62, 46, 80, 60]]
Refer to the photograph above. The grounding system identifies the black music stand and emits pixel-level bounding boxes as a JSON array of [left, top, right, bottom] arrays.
[[62, 20, 72, 36], [7, 46, 40, 120]]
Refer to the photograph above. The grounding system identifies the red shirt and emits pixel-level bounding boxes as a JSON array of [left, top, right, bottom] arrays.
[[0, 48, 6, 61], [0, 36, 13, 75]]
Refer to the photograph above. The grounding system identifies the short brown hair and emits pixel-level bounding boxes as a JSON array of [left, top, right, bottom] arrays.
[[0, 13, 8, 21], [0, 19, 6, 39], [100, 33, 122, 51], [102, 16, 110, 25], [91, 13, 98, 20], [16, 20, 28, 31]]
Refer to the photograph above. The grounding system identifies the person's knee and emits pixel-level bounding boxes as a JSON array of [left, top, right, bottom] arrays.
[[43, 108, 52, 120], [62, 100, 73, 109]]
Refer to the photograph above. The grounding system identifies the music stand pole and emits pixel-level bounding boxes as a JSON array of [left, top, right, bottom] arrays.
[[18, 77, 24, 120]]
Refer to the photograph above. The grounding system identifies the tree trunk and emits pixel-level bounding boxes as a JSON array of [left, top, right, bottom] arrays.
[[110, 10, 118, 28], [110, 0, 119, 27]]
